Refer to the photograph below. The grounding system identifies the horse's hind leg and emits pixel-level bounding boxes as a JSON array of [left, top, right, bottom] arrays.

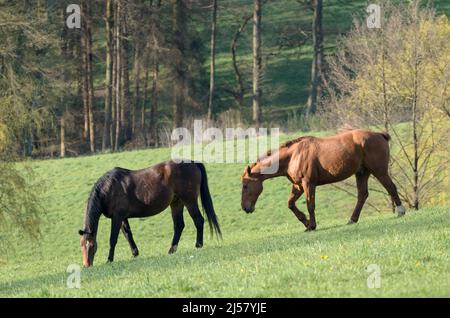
[[348, 168, 370, 224], [169, 200, 185, 254], [186, 202, 205, 249], [373, 174, 406, 216], [122, 219, 139, 257]]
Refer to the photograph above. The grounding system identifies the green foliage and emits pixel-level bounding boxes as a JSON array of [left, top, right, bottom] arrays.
[[0, 99, 44, 249], [0, 2, 58, 155], [0, 163, 42, 246], [324, 1, 450, 208], [0, 3, 55, 248]]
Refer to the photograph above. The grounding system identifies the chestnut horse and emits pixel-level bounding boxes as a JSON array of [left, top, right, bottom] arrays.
[[79, 160, 221, 267], [241, 129, 406, 231]]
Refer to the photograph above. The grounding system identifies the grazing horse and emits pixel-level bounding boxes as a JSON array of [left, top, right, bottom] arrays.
[[79, 160, 221, 267], [241, 129, 406, 231]]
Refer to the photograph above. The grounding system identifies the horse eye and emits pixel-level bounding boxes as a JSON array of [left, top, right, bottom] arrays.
[[243, 185, 248, 190]]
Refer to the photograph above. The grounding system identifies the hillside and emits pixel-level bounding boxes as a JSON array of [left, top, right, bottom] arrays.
[[1, 130, 449, 297]]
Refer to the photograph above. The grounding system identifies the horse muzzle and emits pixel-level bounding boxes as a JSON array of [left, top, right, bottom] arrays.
[[243, 206, 255, 213]]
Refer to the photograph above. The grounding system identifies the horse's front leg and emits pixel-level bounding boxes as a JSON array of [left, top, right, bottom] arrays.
[[287, 185, 309, 229], [302, 181, 317, 231], [121, 219, 139, 257], [108, 216, 123, 263]]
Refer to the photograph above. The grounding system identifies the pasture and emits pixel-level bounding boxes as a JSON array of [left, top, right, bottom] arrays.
[[1, 130, 449, 297]]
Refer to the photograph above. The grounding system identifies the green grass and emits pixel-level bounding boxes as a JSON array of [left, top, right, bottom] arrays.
[[1, 130, 449, 297]]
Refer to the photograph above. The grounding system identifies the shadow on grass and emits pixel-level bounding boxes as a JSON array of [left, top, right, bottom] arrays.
[[1, 209, 447, 296]]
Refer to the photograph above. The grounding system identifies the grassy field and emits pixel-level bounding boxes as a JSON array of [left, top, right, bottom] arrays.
[[1, 130, 449, 297]]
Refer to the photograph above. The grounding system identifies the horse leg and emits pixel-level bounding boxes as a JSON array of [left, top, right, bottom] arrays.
[[287, 185, 309, 229], [302, 181, 317, 231], [168, 200, 185, 254], [186, 202, 205, 249], [348, 169, 370, 224], [108, 216, 123, 262], [121, 219, 139, 257], [374, 174, 406, 216]]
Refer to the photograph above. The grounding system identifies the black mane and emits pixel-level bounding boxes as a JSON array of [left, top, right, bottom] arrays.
[[82, 167, 131, 237]]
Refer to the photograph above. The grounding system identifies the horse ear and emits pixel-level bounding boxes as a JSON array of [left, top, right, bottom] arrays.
[[246, 166, 252, 176], [78, 230, 85, 236]]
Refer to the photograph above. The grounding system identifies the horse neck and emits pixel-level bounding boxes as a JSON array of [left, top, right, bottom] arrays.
[[83, 203, 101, 239], [252, 147, 291, 181]]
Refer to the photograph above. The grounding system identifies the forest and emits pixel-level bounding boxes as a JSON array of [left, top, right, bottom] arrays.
[[0, 0, 378, 157]]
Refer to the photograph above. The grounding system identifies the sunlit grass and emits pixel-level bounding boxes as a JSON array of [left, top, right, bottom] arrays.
[[1, 129, 449, 297]]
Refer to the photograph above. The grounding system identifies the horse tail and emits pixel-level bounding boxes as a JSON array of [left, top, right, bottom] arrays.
[[380, 132, 391, 142], [195, 162, 222, 238]]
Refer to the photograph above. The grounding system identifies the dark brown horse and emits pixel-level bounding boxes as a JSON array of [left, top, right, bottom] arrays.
[[241, 129, 406, 231], [79, 160, 221, 267]]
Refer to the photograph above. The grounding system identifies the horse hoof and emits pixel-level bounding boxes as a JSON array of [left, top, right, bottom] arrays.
[[168, 245, 177, 254], [396, 205, 406, 217], [195, 243, 203, 249], [347, 219, 357, 225], [305, 227, 316, 232], [132, 249, 139, 257]]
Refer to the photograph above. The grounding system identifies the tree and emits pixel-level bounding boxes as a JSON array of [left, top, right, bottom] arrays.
[[148, 0, 163, 146], [324, 1, 450, 210], [102, 0, 114, 151], [171, 0, 188, 129], [0, 2, 51, 243], [306, 0, 324, 115], [229, 13, 252, 107], [252, 0, 263, 127], [80, 0, 95, 152], [207, 0, 218, 122], [121, 0, 132, 143]]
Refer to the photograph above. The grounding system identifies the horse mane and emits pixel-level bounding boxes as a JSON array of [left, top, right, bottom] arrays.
[[82, 168, 130, 236], [251, 136, 308, 168], [337, 124, 358, 134]]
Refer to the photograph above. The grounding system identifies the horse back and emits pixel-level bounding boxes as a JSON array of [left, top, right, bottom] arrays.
[[288, 130, 389, 185]]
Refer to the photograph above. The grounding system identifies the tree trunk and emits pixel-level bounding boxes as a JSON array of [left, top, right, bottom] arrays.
[[86, 0, 95, 153], [231, 14, 251, 106], [60, 114, 65, 158], [149, 0, 161, 146], [133, 43, 142, 136], [172, 0, 186, 129], [306, 0, 324, 115], [252, 0, 262, 127], [103, 0, 113, 151], [81, 0, 89, 141], [141, 65, 149, 145], [412, 57, 419, 210], [114, 0, 122, 151], [207, 0, 217, 122], [150, 58, 159, 146], [121, 0, 132, 143]]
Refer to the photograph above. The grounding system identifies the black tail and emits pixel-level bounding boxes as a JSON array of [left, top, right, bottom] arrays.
[[195, 162, 222, 238], [380, 131, 391, 141]]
